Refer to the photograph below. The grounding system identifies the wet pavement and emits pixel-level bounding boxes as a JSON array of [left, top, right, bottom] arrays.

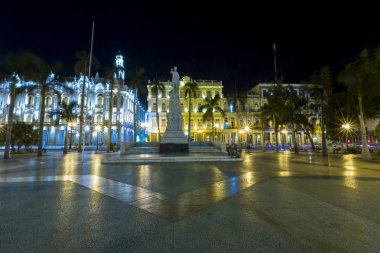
[[1, 151, 380, 252]]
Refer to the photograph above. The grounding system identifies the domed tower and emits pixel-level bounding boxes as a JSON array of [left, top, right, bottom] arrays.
[[114, 52, 125, 81]]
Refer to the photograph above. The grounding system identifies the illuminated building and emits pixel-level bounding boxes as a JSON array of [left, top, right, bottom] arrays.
[[0, 53, 146, 147], [147, 80, 323, 146]]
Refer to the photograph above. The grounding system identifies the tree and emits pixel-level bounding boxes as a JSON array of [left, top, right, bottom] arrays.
[[298, 114, 317, 151], [0, 122, 38, 153], [184, 80, 199, 141], [28, 54, 73, 156], [261, 85, 286, 152], [103, 66, 123, 152], [128, 67, 146, 142], [74, 50, 100, 152], [51, 101, 78, 154], [253, 112, 268, 152], [0, 51, 35, 159], [309, 66, 333, 157], [338, 47, 380, 160], [282, 86, 308, 154], [198, 94, 225, 141], [150, 79, 165, 142], [227, 92, 247, 142]]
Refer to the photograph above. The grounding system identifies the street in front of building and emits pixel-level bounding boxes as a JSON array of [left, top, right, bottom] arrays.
[[1, 152, 380, 252]]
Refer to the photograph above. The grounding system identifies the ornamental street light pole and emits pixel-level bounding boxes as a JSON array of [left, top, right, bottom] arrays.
[[68, 122, 76, 150], [342, 123, 351, 152], [95, 125, 101, 151]]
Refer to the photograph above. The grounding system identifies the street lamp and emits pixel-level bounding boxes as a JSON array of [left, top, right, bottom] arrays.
[[95, 125, 101, 151], [342, 123, 351, 152], [281, 128, 287, 150], [239, 129, 244, 145], [68, 121, 76, 150]]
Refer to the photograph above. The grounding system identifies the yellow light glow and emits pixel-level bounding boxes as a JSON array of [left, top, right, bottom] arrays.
[[342, 123, 350, 130]]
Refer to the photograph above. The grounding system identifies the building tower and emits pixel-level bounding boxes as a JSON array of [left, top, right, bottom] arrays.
[[114, 52, 125, 81]]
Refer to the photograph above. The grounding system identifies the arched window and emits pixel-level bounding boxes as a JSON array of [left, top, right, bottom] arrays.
[[62, 96, 69, 105], [46, 96, 52, 106], [24, 114, 33, 123], [113, 96, 118, 107], [97, 95, 103, 106], [96, 114, 102, 123], [28, 95, 34, 105]]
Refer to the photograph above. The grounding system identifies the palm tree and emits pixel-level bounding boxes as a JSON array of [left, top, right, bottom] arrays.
[[338, 48, 380, 160], [227, 92, 247, 142], [282, 86, 308, 154], [254, 112, 268, 152], [52, 101, 78, 154], [309, 66, 333, 157], [150, 79, 165, 142], [198, 94, 225, 141], [74, 50, 100, 152], [0, 51, 35, 159], [103, 66, 123, 152], [261, 85, 286, 152], [298, 114, 317, 151], [128, 67, 146, 142], [27, 55, 74, 156], [184, 80, 199, 141]]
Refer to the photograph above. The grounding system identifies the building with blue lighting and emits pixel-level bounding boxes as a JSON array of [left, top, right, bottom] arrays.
[[0, 53, 146, 148]]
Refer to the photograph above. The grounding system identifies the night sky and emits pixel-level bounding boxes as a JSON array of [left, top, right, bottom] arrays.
[[1, 1, 379, 93]]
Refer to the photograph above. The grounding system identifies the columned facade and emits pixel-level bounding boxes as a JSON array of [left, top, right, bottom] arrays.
[[0, 53, 146, 148], [147, 80, 323, 147]]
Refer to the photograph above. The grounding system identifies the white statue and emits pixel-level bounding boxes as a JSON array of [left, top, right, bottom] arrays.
[[171, 66, 180, 84], [170, 66, 180, 95]]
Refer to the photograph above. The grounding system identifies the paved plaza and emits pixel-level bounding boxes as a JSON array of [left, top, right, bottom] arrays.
[[1, 151, 380, 252]]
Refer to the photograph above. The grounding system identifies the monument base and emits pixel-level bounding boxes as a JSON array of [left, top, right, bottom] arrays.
[[160, 131, 188, 153], [159, 143, 189, 153]]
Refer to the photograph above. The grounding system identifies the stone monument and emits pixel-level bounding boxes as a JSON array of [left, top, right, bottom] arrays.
[[159, 67, 189, 153]]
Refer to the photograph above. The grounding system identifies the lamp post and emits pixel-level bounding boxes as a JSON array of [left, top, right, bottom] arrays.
[[95, 125, 101, 151], [68, 122, 76, 150], [245, 126, 249, 145], [281, 128, 287, 150], [342, 123, 350, 152], [239, 129, 244, 145]]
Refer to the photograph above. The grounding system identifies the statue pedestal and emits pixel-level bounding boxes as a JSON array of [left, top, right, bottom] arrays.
[[159, 131, 188, 153], [160, 66, 188, 153]]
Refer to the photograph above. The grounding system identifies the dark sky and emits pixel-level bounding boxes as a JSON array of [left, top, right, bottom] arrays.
[[1, 1, 379, 93]]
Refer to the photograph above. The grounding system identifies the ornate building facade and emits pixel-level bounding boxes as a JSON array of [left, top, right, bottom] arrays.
[[0, 53, 146, 148], [147, 78, 322, 146]]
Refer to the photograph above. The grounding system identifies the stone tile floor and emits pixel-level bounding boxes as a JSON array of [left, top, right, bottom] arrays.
[[1, 151, 380, 252]]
